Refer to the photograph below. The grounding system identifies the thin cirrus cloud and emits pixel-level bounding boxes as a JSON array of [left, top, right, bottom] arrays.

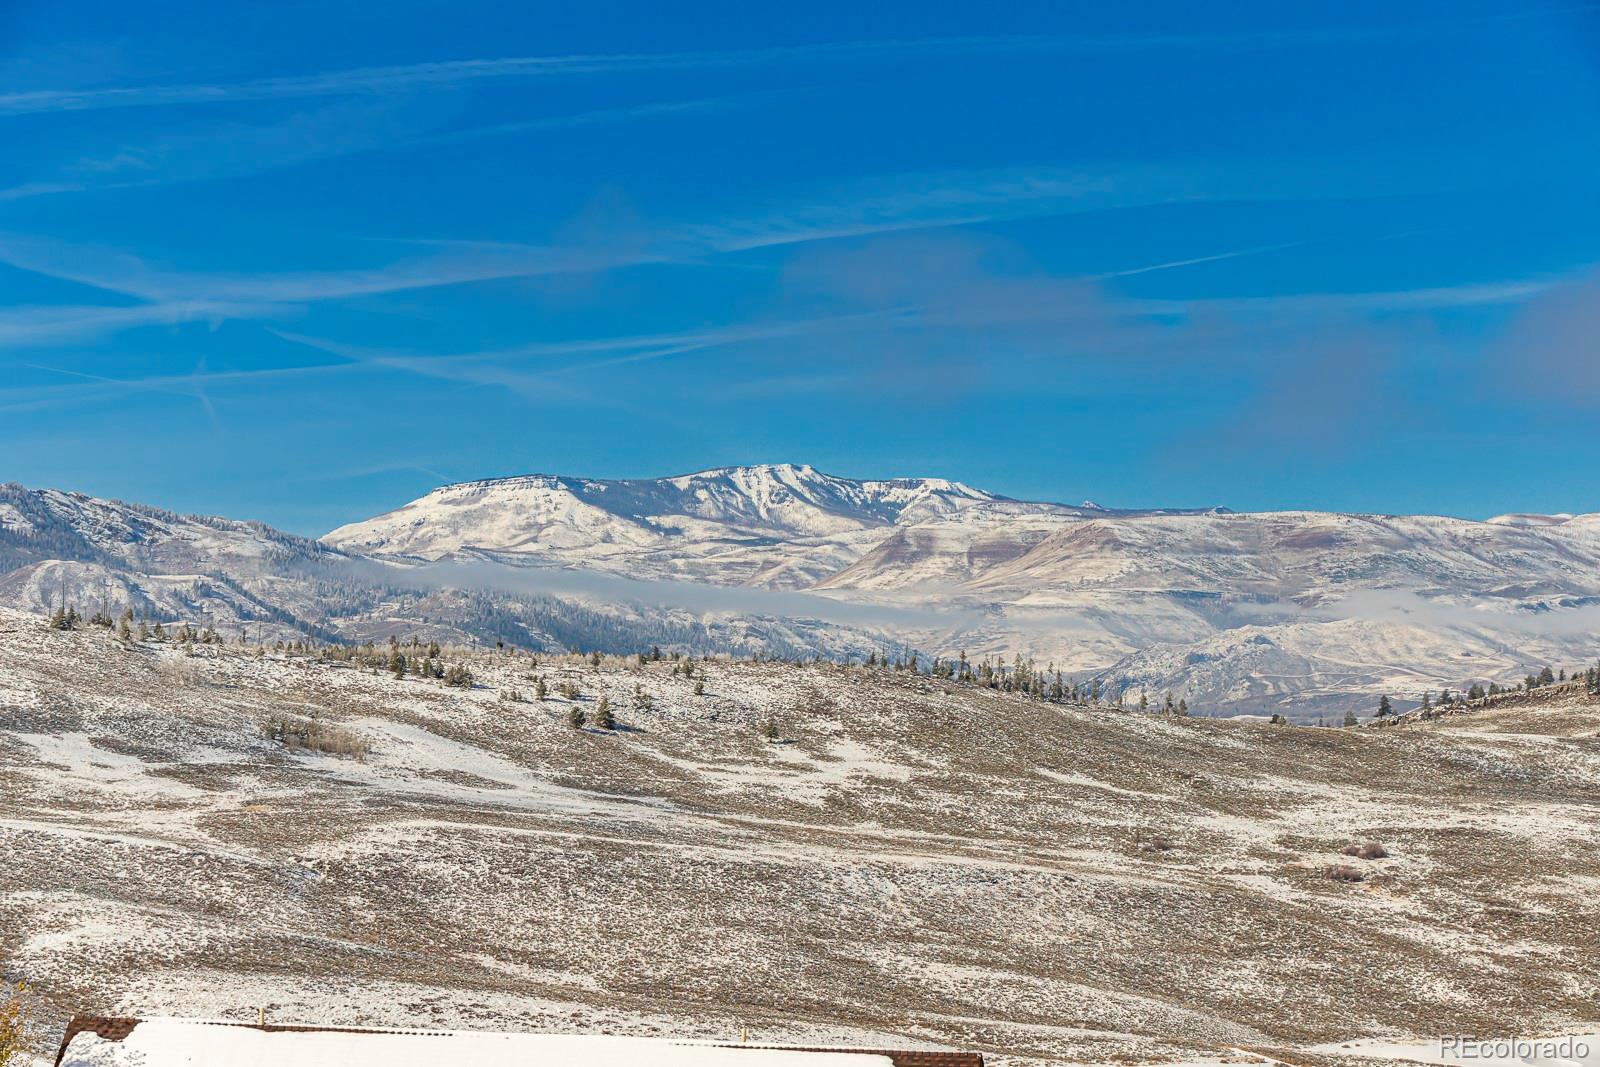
[[0, 8, 1578, 119], [0, 29, 1472, 119], [0, 149, 1488, 314], [0, 299, 266, 347], [0, 93, 765, 206]]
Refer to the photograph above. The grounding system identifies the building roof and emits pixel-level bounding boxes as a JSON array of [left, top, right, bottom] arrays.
[[56, 1017, 985, 1067]]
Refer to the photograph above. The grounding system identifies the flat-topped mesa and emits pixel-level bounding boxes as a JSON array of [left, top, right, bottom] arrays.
[[322, 464, 1002, 562]]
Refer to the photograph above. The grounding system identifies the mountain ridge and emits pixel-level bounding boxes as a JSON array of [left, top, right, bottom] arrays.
[[6, 469, 1600, 717]]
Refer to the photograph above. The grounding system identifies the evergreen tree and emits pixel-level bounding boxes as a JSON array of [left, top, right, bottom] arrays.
[[693, 679, 705, 696], [1343, 708, 1359, 728], [534, 677, 548, 701], [1377, 694, 1393, 718], [762, 718, 779, 741], [594, 695, 615, 730], [568, 705, 586, 728]]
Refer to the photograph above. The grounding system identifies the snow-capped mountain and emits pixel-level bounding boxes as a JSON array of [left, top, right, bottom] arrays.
[[6, 469, 1600, 718], [0, 480, 903, 658], [324, 466, 1600, 715], [323, 463, 1000, 588], [0, 482, 338, 576]]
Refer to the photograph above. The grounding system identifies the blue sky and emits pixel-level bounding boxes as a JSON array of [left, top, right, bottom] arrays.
[[2, 1, 1598, 535]]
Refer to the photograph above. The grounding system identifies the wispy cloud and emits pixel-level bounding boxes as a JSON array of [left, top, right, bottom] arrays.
[[1093, 242, 1305, 279], [0, 95, 761, 205], [0, 300, 265, 347], [0, 155, 1449, 308], [1, 9, 1579, 118], [265, 309, 907, 399], [0, 355, 361, 415], [0, 233, 660, 304]]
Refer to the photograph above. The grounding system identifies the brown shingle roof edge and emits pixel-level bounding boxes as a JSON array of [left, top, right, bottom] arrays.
[[55, 1016, 984, 1067]]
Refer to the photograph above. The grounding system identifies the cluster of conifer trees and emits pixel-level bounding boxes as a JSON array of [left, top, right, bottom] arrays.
[[1368, 660, 1600, 725]]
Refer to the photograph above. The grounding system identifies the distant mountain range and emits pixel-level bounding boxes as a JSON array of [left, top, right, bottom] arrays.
[[6, 465, 1600, 717]]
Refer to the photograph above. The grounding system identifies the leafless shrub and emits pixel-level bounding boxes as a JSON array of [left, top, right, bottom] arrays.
[[264, 714, 369, 760], [157, 656, 203, 688], [1325, 863, 1366, 883]]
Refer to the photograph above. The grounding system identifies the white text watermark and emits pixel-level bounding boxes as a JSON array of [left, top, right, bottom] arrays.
[[1440, 1035, 1591, 1060]]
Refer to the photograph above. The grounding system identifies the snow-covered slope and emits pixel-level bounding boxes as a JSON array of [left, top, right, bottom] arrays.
[[0, 483, 339, 577], [0, 481, 905, 658], [323, 465, 996, 587], [8, 471, 1600, 718], [324, 466, 1600, 714], [6, 617, 1599, 1064], [821, 505, 1600, 713]]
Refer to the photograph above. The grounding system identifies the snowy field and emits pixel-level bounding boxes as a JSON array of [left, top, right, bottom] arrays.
[[1, 608, 1597, 1067]]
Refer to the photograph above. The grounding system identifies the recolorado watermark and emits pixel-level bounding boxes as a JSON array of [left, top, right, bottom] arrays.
[[1440, 1034, 1591, 1060]]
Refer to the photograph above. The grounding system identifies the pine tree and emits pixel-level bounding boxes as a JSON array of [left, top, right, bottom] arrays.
[[1177, 697, 1188, 716], [1343, 708, 1359, 727], [534, 677, 548, 701], [568, 705, 586, 728], [1377, 694, 1393, 718], [693, 679, 705, 696], [762, 718, 779, 741], [594, 695, 615, 730]]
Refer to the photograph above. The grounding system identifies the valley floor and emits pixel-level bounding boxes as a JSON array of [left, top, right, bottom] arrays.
[[1, 609, 1597, 1066]]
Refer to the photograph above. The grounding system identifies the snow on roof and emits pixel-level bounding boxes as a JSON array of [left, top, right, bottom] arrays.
[[56, 1018, 984, 1067]]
